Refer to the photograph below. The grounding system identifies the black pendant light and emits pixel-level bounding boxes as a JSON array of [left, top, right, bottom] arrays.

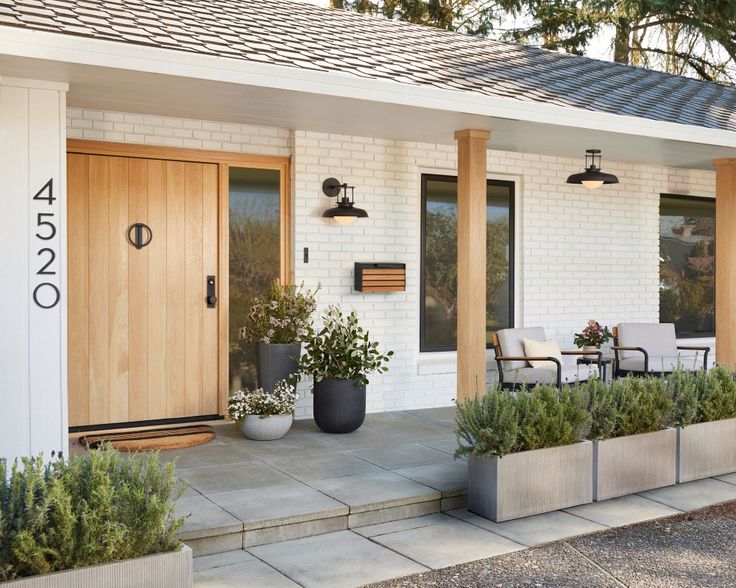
[[566, 149, 619, 189], [321, 177, 368, 225]]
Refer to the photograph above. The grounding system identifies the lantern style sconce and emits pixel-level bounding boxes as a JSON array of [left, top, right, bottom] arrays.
[[566, 149, 619, 189], [321, 177, 368, 225]]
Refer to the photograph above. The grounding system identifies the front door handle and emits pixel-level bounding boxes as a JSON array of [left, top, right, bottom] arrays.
[[206, 275, 217, 308]]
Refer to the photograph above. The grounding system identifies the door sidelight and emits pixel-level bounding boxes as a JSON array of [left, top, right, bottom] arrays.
[[206, 275, 217, 308]]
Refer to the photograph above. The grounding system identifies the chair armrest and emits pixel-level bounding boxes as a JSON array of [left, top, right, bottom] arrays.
[[611, 346, 649, 374], [677, 345, 710, 371], [495, 355, 564, 362], [495, 356, 563, 388]]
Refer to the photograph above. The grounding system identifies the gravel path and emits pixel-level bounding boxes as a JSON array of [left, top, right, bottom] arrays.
[[367, 501, 736, 588]]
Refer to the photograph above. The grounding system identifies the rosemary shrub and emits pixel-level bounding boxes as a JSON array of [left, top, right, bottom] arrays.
[[0, 449, 184, 581], [455, 383, 590, 458]]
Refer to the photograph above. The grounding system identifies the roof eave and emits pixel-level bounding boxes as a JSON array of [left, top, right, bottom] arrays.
[[1, 26, 735, 149]]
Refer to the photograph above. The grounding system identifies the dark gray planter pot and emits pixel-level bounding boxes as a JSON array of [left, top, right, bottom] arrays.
[[313, 378, 366, 434], [256, 342, 301, 392]]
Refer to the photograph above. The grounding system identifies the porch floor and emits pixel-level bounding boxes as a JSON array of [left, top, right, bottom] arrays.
[[170, 407, 464, 556]]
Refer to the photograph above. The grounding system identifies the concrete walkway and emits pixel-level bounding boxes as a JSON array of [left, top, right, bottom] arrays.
[[368, 500, 736, 588], [193, 474, 736, 587]]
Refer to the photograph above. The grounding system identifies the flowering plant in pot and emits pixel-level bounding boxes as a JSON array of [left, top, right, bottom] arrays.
[[299, 306, 393, 434], [240, 281, 318, 392], [573, 319, 612, 353], [227, 379, 298, 441]]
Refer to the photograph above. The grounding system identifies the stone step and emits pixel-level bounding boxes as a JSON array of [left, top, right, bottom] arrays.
[[177, 482, 467, 557]]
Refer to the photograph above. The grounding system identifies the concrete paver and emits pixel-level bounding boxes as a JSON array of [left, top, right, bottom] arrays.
[[248, 530, 427, 588], [639, 477, 736, 511], [448, 508, 606, 546], [565, 494, 681, 527], [365, 513, 523, 569]]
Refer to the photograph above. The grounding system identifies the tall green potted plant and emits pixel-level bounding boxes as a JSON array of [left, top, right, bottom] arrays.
[[240, 281, 317, 392], [299, 306, 393, 434]]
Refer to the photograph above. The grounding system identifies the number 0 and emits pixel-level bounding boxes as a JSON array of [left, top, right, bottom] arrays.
[[33, 283, 60, 309]]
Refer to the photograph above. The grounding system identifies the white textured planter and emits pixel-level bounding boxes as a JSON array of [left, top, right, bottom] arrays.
[[677, 418, 736, 483], [240, 414, 293, 441], [2, 545, 192, 588], [593, 428, 676, 501], [468, 441, 593, 522]]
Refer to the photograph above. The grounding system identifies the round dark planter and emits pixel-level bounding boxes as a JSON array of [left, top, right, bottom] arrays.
[[313, 378, 366, 434], [256, 342, 302, 392]]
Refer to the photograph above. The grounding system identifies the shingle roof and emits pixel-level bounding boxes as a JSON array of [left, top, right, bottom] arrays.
[[2, 0, 736, 132]]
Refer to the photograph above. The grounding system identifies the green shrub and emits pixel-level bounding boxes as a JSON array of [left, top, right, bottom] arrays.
[[455, 383, 590, 458], [0, 449, 185, 581], [587, 376, 674, 439], [581, 378, 618, 440], [670, 366, 736, 426]]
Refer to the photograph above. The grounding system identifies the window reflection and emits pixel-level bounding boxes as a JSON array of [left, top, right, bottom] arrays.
[[229, 167, 281, 391]]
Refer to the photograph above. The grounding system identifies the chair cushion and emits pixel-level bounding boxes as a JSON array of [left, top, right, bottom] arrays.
[[617, 323, 678, 360], [618, 355, 704, 374], [522, 338, 562, 370], [502, 364, 599, 386], [496, 327, 546, 370]]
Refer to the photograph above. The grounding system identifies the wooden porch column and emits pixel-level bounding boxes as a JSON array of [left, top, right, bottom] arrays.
[[455, 129, 490, 402], [715, 158, 736, 368]]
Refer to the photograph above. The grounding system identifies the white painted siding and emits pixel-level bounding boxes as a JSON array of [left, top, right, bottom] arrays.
[[0, 78, 67, 460]]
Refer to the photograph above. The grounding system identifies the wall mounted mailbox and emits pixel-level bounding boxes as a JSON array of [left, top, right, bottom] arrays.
[[354, 263, 406, 293]]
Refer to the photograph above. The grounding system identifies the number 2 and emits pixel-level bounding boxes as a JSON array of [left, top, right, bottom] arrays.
[[37, 248, 56, 275]]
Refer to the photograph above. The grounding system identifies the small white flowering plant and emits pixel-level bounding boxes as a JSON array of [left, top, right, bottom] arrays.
[[240, 281, 318, 344], [227, 380, 298, 421]]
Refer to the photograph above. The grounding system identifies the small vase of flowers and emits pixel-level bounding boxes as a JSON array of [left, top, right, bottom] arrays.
[[227, 379, 298, 441], [573, 319, 612, 354]]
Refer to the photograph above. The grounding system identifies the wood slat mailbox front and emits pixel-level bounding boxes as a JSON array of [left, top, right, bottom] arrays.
[[355, 263, 406, 293]]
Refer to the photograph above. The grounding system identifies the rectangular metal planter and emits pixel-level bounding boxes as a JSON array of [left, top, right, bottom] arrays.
[[468, 441, 593, 522], [593, 428, 676, 501], [2, 545, 192, 588], [677, 418, 736, 483]]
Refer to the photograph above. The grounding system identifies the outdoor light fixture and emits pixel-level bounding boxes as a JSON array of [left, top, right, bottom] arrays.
[[321, 177, 368, 225], [566, 149, 619, 189]]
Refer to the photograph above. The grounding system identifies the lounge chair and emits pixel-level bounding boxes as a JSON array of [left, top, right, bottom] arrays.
[[611, 323, 710, 378], [492, 327, 602, 390]]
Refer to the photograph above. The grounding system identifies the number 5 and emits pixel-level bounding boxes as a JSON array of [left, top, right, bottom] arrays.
[[36, 213, 56, 240]]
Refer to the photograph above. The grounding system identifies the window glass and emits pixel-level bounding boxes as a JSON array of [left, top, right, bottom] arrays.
[[421, 175, 514, 351], [229, 167, 281, 390], [659, 194, 715, 337]]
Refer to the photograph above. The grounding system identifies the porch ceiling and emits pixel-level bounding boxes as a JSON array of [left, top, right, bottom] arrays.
[[2, 51, 735, 171]]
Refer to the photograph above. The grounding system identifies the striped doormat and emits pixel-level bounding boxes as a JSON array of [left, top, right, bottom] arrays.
[[80, 424, 216, 452]]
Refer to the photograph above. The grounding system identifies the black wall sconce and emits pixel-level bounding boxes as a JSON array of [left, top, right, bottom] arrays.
[[566, 149, 619, 189], [322, 177, 368, 225]]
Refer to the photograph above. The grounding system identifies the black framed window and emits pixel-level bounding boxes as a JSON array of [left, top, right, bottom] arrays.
[[659, 194, 715, 338], [420, 174, 514, 352]]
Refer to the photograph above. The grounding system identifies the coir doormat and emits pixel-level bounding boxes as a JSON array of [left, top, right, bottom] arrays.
[[80, 424, 215, 452]]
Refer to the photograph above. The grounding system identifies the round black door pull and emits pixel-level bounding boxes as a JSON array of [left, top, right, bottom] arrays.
[[127, 223, 153, 250], [207, 295, 218, 305]]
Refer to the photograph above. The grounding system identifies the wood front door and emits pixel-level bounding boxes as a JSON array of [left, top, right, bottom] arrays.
[[67, 153, 220, 427]]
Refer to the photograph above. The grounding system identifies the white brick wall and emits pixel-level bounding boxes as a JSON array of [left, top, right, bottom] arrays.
[[66, 109, 716, 418], [66, 108, 290, 156]]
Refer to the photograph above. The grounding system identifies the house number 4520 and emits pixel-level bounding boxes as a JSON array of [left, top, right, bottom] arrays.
[[32, 178, 60, 309]]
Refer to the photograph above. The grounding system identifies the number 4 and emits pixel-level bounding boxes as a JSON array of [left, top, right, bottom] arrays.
[[33, 179, 54, 205]]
